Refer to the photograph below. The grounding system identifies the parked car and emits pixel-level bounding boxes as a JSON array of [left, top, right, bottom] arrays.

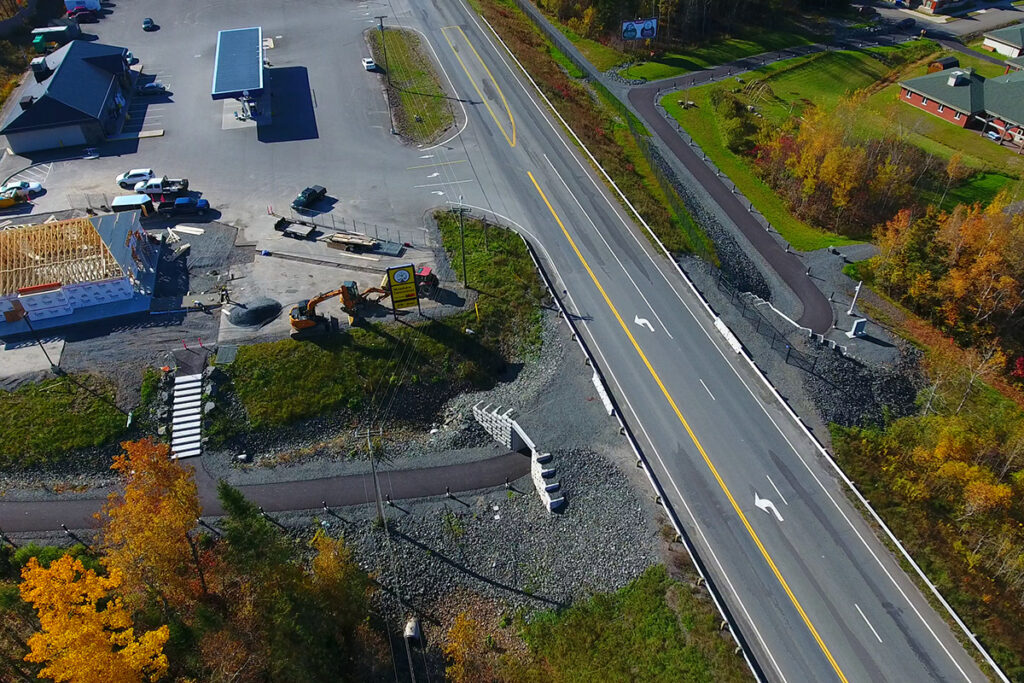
[[125, 51, 139, 65], [291, 185, 327, 211], [0, 180, 43, 196], [142, 17, 155, 31], [985, 130, 1003, 142], [116, 168, 155, 189], [68, 9, 96, 22], [158, 197, 209, 216], [137, 82, 166, 95], [361, 57, 376, 71]]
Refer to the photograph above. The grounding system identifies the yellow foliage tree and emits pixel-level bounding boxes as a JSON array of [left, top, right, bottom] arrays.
[[19, 555, 169, 683], [98, 438, 205, 611]]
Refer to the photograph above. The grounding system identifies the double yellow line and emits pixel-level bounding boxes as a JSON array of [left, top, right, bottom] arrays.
[[441, 25, 516, 147], [528, 171, 848, 683]]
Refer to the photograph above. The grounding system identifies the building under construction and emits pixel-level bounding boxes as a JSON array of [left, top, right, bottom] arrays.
[[0, 211, 158, 340]]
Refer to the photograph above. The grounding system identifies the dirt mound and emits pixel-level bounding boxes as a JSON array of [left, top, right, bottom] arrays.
[[227, 297, 282, 327]]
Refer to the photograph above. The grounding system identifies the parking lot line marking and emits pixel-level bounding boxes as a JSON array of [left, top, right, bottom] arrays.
[[407, 160, 466, 170], [440, 26, 515, 148], [413, 179, 475, 188]]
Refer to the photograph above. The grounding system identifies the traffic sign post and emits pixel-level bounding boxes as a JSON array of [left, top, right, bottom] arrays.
[[386, 264, 419, 320]]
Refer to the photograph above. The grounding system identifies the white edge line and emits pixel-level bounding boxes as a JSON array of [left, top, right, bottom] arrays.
[[699, 378, 716, 401], [445, 206, 784, 683], [412, 26, 470, 151], [766, 474, 788, 506], [457, 3, 1002, 681], [855, 603, 884, 644]]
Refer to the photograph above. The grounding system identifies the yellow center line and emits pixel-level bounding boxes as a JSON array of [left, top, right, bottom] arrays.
[[527, 171, 848, 683], [406, 160, 467, 170], [440, 26, 516, 148]]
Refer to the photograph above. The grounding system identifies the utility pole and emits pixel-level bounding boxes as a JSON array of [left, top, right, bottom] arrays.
[[375, 15, 396, 135], [354, 425, 386, 525], [454, 196, 469, 287]]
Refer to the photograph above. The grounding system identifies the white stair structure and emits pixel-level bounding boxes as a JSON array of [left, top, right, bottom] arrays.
[[170, 373, 204, 459]]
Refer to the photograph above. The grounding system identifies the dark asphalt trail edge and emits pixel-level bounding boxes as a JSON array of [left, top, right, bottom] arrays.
[[627, 83, 834, 333], [0, 451, 530, 533]]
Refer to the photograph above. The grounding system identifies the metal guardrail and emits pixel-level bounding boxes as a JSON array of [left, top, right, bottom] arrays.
[[517, 231, 766, 681], [472, 5, 1009, 679]]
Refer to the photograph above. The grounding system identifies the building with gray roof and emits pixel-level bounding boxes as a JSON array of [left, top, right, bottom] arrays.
[[0, 40, 131, 155], [899, 68, 1024, 147]]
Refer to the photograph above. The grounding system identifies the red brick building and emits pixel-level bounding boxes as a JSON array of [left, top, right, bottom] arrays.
[[899, 67, 1024, 147]]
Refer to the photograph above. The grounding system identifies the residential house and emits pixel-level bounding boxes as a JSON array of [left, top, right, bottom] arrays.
[[982, 24, 1024, 59]]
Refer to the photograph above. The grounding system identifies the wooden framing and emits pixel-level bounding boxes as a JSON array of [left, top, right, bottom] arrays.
[[0, 218, 125, 295]]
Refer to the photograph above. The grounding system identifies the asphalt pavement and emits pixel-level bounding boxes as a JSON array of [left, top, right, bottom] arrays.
[[0, 1, 1002, 680], [0, 450, 529, 532], [390, 1, 994, 680]]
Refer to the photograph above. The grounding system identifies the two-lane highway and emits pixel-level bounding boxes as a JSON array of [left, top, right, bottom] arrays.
[[391, 0, 994, 679]]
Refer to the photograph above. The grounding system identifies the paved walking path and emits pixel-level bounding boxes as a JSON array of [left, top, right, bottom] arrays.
[[626, 30, 939, 333], [1, 450, 530, 533]]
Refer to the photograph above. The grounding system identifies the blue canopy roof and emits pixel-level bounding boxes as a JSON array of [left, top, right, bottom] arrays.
[[211, 27, 263, 100]]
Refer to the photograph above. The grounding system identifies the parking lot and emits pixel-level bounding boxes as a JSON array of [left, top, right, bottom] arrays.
[[0, 0, 464, 239], [0, 0, 474, 351]]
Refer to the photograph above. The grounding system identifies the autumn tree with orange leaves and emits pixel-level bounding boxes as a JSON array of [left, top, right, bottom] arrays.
[[98, 439, 208, 613], [18, 555, 168, 683]]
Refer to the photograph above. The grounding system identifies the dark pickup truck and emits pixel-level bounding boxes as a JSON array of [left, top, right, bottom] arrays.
[[158, 196, 209, 216], [291, 185, 326, 211]]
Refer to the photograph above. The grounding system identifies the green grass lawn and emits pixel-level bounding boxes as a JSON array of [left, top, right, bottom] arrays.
[[624, 27, 819, 82], [661, 41, 1024, 250], [551, 23, 625, 71], [662, 89, 857, 251], [0, 375, 126, 468], [858, 51, 1024, 179], [220, 216, 545, 431], [369, 28, 454, 144]]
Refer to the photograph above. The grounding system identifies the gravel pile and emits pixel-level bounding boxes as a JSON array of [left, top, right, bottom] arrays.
[[604, 68, 645, 87], [802, 342, 922, 428], [682, 256, 924, 437], [339, 447, 660, 611], [227, 297, 282, 327]]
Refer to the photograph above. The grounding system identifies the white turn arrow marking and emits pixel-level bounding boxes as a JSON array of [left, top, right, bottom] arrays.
[[634, 315, 654, 332], [431, 191, 445, 196], [427, 172, 440, 178], [754, 493, 784, 522]]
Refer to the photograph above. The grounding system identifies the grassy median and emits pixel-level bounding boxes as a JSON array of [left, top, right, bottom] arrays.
[[368, 27, 455, 143]]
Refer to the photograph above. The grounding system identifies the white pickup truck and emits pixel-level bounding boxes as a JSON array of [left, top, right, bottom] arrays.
[[134, 176, 189, 196]]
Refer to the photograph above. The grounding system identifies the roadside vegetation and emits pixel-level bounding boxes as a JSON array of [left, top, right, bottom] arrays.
[[833, 359, 1024, 677], [473, 0, 714, 260], [443, 564, 751, 681], [0, 439, 389, 681], [531, 0, 832, 81], [213, 214, 545, 434], [662, 41, 1021, 249], [368, 27, 455, 143], [0, 374, 126, 469]]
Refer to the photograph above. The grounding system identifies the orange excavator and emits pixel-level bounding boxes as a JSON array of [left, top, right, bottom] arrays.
[[289, 281, 389, 335]]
